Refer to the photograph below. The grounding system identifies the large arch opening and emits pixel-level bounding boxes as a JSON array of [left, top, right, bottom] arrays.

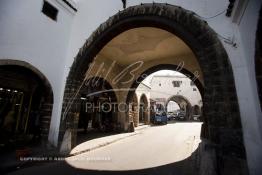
[[126, 66, 203, 123], [61, 3, 247, 173], [0, 60, 53, 153], [139, 94, 149, 125], [166, 95, 192, 121], [75, 77, 119, 145], [167, 101, 180, 113], [166, 100, 180, 120]]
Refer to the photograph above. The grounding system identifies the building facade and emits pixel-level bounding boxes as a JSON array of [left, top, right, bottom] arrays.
[[150, 75, 202, 119]]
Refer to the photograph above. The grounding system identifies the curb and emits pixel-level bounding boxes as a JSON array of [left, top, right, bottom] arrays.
[[68, 132, 138, 157], [68, 125, 150, 157]]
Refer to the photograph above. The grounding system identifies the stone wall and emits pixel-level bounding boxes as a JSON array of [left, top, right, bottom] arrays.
[[61, 4, 247, 174]]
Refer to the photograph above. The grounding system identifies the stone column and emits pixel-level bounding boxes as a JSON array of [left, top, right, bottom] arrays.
[[133, 105, 139, 127]]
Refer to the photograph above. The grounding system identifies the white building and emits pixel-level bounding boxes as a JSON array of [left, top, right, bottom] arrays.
[[150, 75, 202, 118]]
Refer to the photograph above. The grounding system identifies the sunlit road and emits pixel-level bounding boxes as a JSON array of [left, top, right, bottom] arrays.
[[8, 122, 202, 175]]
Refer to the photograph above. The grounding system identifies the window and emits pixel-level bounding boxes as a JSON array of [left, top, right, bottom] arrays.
[[190, 81, 195, 86], [172, 81, 182, 87], [193, 88, 197, 91], [159, 83, 161, 86], [42, 1, 58, 21]]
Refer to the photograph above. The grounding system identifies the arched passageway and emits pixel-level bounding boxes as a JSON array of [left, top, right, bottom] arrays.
[[193, 105, 201, 115], [61, 3, 246, 173], [128, 92, 139, 127], [75, 77, 118, 144], [167, 101, 180, 113], [0, 60, 53, 151], [166, 95, 192, 120], [139, 94, 149, 125], [78, 77, 117, 132], [126, 65, 203, 122], [192, 105, 201, 121]]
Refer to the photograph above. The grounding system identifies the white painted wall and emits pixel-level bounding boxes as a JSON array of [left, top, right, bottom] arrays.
[[228, 1, 262, 174], [150, 75, 202, 106], [0, 0, 75, 146], [64, 0, 123, 76], [0, 0, 261, 174]]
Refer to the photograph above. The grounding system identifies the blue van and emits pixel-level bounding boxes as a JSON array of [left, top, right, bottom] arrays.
[[154, 112, 168, 125]]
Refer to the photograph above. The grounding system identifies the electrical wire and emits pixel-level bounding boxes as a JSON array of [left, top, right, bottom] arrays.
[[216, 32, 232, 43], [193, 9, 236, 46], [193, 9, 226, 20]]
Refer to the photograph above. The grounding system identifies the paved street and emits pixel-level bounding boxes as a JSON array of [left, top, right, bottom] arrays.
[[8, 122, 202, 175]]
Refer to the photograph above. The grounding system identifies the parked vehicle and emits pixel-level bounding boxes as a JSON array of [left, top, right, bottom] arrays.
[[154, 112, 168, 124], [167, 112, 174, 121], [177, 111, 186, 121], [167, 112, 176, 121], [167, 114, 172, 121], [192, 114, 200, 121]]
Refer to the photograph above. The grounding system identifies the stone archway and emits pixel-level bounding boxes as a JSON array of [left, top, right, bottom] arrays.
[[193, 105, 201, 115], [126, 64, 204, 122], [128, 92, 139, 127], [0, 59, 53, 148], [139, 94, 149, 125], [64, 76, 119, 146], [61, 3, 246, 173], [165, 95, 192, 120]]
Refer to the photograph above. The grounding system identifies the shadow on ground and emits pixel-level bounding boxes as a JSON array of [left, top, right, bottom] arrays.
[[7, 146, 202, 175], [76, 129, 121, 145]]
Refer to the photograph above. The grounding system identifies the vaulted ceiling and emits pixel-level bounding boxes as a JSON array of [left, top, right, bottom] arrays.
[[99, 27, 195, 65], [96, 27, 204, 85]]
